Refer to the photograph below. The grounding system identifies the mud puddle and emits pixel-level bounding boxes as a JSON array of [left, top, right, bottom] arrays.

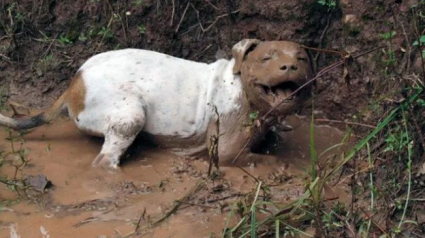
[[0, 115, 349, 238]]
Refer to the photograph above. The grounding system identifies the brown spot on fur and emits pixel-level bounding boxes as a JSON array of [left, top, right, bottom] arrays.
[[66, 71, 86, 118], [0, 72, 85, 129]]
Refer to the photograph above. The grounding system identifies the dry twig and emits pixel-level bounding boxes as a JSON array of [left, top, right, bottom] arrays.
[[315, 118, 376, 129], [191, 4, 241, 32], [175, 2, 190, 33]]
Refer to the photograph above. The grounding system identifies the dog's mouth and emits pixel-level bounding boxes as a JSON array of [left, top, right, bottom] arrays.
[[258, 81, 300, 103]]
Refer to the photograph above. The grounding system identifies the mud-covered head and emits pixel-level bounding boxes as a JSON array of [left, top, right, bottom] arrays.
[[232, 39, 313, 116]]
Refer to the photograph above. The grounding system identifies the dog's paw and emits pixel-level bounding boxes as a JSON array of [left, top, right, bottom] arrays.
[[92, 154, 122, 173]]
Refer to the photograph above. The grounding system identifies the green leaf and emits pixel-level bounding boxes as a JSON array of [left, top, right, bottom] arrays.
[[249, 111, 259, 120], [380, 31, 396, 40], [416, 99, 425, 106], [413, 35, 425, 46]]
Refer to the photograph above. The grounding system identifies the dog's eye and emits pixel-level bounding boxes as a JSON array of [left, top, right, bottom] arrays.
[[261, 56, 272, 62]]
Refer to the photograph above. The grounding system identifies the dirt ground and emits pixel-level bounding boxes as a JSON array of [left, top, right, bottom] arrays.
[[0, 0, 424, 237]]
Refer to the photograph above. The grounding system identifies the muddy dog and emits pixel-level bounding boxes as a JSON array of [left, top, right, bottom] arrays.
[[0, 39, 313, 170]]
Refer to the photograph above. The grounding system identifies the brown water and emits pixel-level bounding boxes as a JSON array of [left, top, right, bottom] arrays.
[[0, 115, 349, 238]]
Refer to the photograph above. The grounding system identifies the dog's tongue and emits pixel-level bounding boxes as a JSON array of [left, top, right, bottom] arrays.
[[275, 88, 294, 100]]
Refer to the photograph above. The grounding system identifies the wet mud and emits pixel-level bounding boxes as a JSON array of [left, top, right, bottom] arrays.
[[0, 115, 349, 238]]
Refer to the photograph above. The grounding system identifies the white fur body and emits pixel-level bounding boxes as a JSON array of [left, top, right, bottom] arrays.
[[75, 49, 241, 142]]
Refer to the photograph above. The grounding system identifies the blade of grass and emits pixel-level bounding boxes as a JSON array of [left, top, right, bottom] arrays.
[[251, 206, 256, 238], [365, 142, 374, 237], [317, 142, 345, 159], [250, 182, 262, 238], [275, 220, 280, 238], [250, 182, 263, 213], [291, 177, 319, 214], [397, 107, 412, 230], [231, 216, 247, 235], [310, 106, 317, 181], [281, 222, 315, 238], [222, 203, 236, 238]]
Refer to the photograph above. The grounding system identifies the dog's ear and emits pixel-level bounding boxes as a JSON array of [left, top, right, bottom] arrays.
[[232, 39, 261, 74]]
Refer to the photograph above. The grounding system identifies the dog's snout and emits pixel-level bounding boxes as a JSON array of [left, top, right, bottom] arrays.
[[280, 64, 298, 71]]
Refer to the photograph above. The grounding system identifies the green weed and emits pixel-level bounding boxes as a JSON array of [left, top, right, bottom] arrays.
[[58, 35, 73, 45], [380, 31, 397, 69], [6, 2, 24, 23], [34, 54, 59, 76], [249, 111, 259, 124], [383, 125, 409, 153], [78, 33, 88, 42], [138, 24, 146, 35], [97, 26, 114, 40], [383, 50, 396, 66], [133, 0, 144, 6], [317, 0, 336, 11], [413, 34, 425, 58], [380, 31, 396, 40]]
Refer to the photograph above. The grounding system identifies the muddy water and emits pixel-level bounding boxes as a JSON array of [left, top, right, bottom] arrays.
[[0, 115, 349, 238]]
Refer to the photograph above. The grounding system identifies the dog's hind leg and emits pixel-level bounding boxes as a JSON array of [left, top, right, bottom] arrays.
[[91, 132, 139, 170], [91, 98, 146, 170]]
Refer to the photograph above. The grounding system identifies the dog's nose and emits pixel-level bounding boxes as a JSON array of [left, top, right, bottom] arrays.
[[280, 64, 298, 71]]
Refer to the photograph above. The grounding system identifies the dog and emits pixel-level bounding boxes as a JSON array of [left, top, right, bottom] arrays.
[[0, 39, 313, 170]]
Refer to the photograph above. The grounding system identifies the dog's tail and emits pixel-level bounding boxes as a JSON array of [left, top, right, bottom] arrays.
[[0, 92, 68, 130]]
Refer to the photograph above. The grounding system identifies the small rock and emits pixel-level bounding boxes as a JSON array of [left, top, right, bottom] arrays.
[[332, 95, 342, 104], [417, 162, 425, 176], [417, 211, 425, 224], [36, 68, 44, 77], [413, 55, 425, 75], [281, 29, 295, 38], [343, 14, 361, 28], [24, 174, 52, 192]]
